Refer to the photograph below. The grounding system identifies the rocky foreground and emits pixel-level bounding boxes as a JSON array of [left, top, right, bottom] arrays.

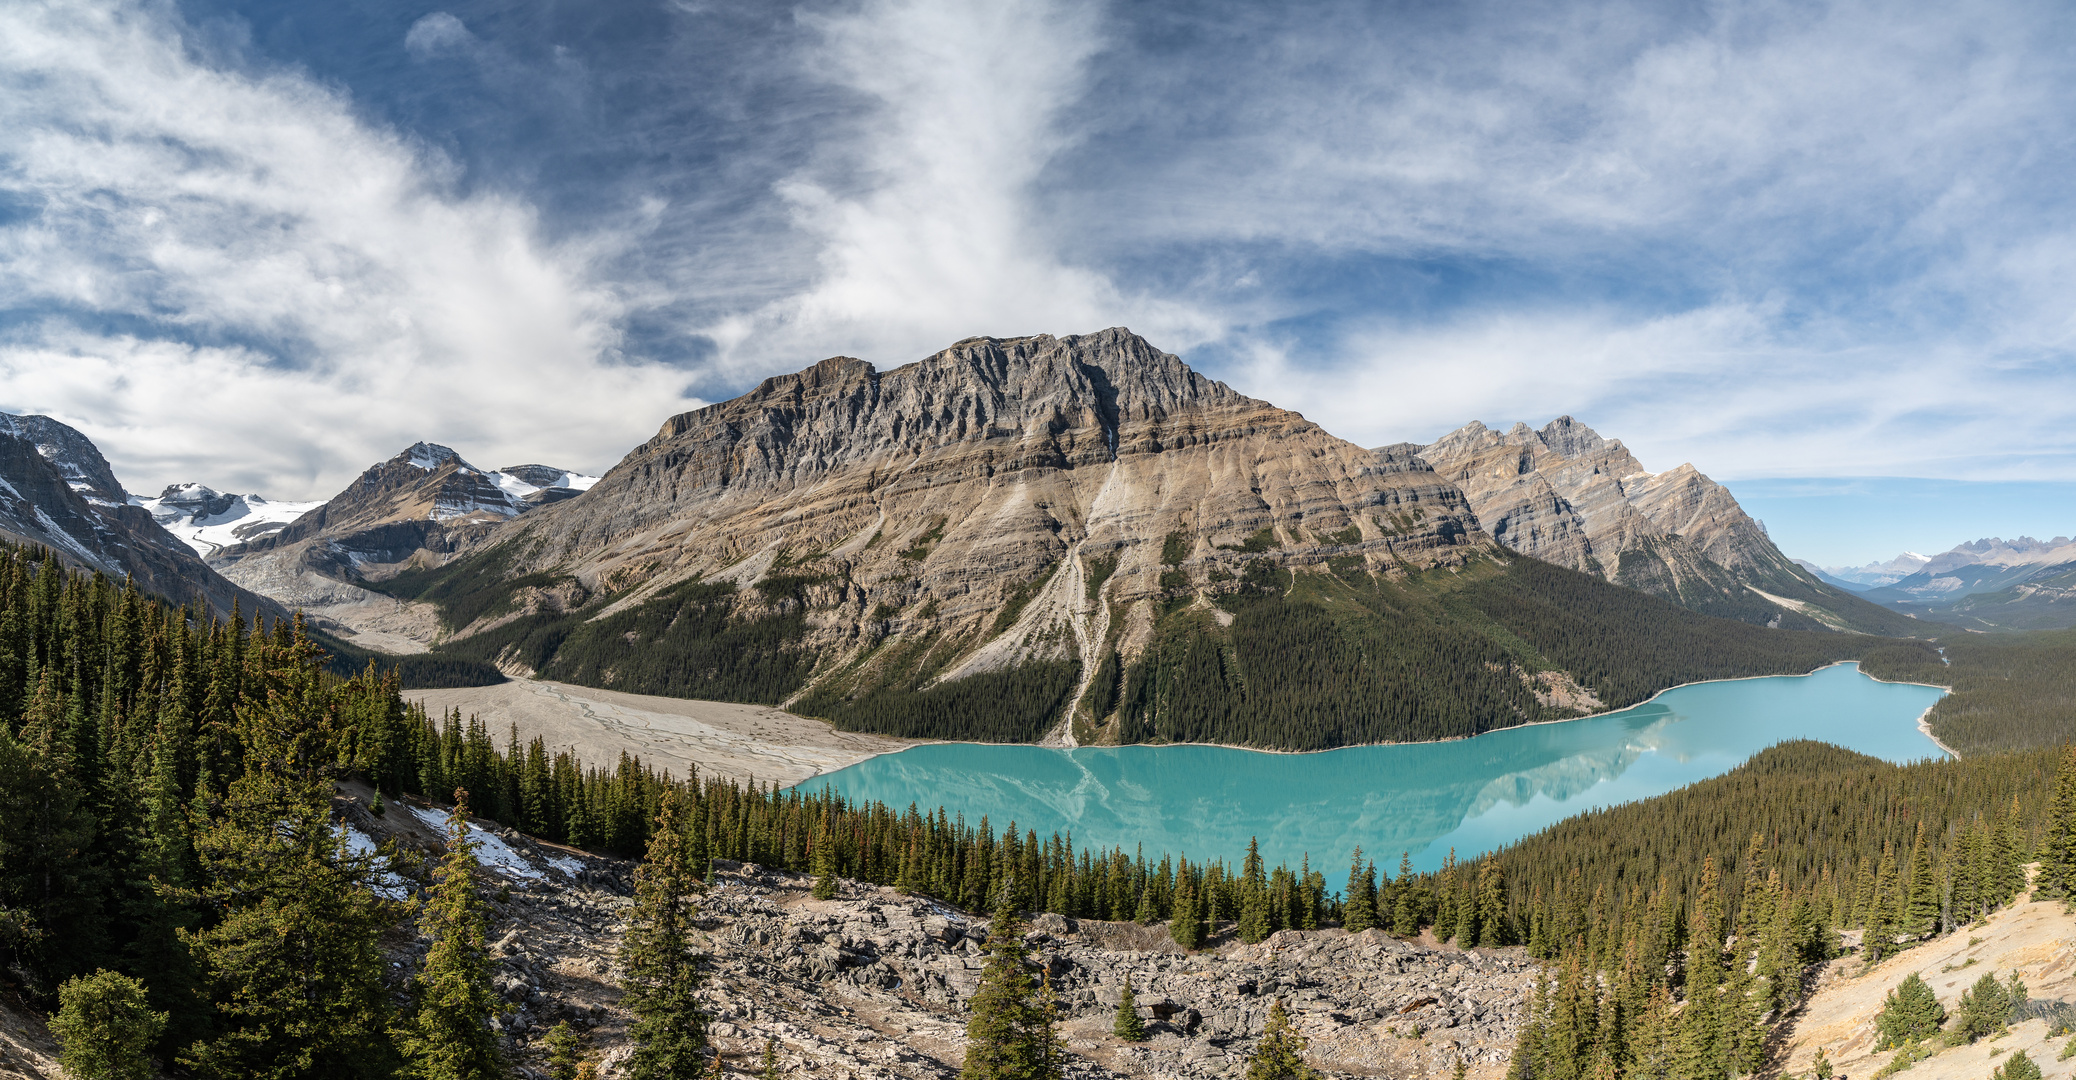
[[480, 857, 1533, 1080]]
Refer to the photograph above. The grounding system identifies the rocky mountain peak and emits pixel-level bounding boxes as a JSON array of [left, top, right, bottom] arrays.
[[0, 412, 129, 505], [1411, 417, 1899, 630], [395, 441, 470, 472], [154, 482, 239, 518], [1537, 416, 1610, 459]]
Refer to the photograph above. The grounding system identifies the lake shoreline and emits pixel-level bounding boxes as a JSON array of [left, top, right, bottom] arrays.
[[799, 659, 1951, 784]]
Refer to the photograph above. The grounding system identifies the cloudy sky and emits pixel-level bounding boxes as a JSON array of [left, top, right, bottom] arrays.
[[3, 0, 2074, 565]]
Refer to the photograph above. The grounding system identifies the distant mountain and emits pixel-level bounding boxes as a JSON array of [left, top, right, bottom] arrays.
[[135, 484, 326, 557], [210, 442, 595, 617], [1806, 551, 1932, 589], [1849, 535, 2076, 630], [363, 329, 1891, 750], [0, 412, 287, 620], [1412, 418, 1915, 635]]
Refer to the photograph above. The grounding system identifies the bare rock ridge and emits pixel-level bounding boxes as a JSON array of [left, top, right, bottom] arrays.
[[1409, 418, 1911, 633], [0, 412, 285, 622]]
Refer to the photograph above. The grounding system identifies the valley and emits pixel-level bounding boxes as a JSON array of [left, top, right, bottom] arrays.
[[2, 330, 2072, 1080]]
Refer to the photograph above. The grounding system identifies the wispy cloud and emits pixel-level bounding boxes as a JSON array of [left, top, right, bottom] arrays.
[[693, 0, 1216, 376]]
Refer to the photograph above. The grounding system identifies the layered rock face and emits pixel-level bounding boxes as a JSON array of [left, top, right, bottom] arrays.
[[0, 413, 285, 621], [1409, 417, 1899, 630], [464, 328, 1483, 685], [1414, 417, 1794, 581]]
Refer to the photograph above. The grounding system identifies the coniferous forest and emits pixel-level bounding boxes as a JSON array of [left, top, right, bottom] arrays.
[[5, 538, 2075, 1080]]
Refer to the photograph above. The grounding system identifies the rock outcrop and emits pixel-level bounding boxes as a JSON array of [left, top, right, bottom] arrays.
[[348, 777, 1531, 1080]]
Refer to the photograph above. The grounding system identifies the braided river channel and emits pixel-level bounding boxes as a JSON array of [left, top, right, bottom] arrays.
[[809, 663, 1946, 872]]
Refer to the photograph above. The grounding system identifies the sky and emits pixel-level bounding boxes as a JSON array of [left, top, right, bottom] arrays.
[[3, 0, 2074, 567]]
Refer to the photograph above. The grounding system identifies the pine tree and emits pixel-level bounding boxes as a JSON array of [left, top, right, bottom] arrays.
[[1343, 847, 1375, 932], [1992, 1050, 2042, 1080], [1875, 973, 1945, 1048], [51, 969, 166, 1080], [1955, 971, 2013, 1043], [960, 906, 1061, 1080], [1114, 979, 1147, 1041], [759, 1036, 782, 1079], [1246, 999, 1320, 1080], [621, 791, 707, 1079], [395, 793, 509, 1080]]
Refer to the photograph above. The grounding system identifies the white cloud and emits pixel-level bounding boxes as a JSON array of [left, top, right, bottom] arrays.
[[404, 12, 476, 59], [694, 0, 1220, 377], [0, 0, 689, 499]]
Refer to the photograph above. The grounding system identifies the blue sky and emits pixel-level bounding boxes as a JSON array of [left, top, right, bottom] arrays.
[[2, 0, 2073, 566]]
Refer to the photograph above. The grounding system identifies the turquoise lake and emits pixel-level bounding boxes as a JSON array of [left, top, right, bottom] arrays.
[[808, 663, 1946, 873]]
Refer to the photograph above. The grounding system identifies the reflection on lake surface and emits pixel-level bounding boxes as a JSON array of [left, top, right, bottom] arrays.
[[808, 663, 1946, 872]]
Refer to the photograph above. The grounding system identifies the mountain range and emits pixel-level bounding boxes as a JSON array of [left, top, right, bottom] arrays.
[[1808, 536, 2076, 630], [0, 329, 1919, 747]]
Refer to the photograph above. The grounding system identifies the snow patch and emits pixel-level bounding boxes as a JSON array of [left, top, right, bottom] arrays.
[[408, 805, 546, 881], [341, 825, 412, 901]]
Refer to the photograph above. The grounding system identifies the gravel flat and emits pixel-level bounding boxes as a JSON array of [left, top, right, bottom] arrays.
[[406, 678, 913, 787]]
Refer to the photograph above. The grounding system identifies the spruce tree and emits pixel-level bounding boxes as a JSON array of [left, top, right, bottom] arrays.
[[811, 821, 838, 901], [1114, 979, 1147, 1041], [1955, 971, 2013, 1043], [960, 906, 1061, 1080], [760, 1036, 782, 1079], [1391, 852, 1421, 936], [1875, 973, 1945, 1048], [1992, 1050, 2042, 1080], [1336, 843, 1370, 926], [1902, 824, 1939, 940], [51, 969, 166, 1080], [395, 793, 509, 1080], [2044, 747, 2076, 899], [1170, 868, 1204, 950], [621, 791, 707, 1079], [1246, 999, 1320, 1080], [177, 627, 399, 1080]]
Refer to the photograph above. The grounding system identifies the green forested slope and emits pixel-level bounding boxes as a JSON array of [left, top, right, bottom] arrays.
[[1102, 555, 1887, 750], [1860, 631, 2076, 754]]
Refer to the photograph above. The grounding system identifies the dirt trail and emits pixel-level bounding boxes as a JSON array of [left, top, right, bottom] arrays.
[[1783, 877, 2074, 1080]]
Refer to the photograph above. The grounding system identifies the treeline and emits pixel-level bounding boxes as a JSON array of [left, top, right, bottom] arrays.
[[1861, 634, 2076, 755], [367, 531, 1896, 752]]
